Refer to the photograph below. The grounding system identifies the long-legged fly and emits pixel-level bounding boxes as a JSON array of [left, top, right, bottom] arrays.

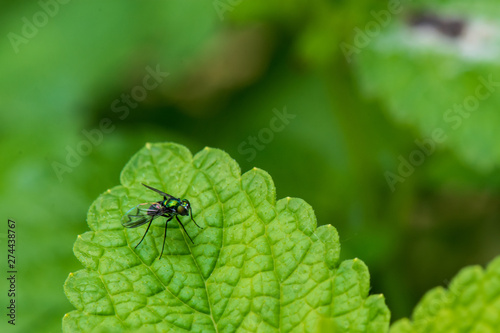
[[122, 183, 202, 258]]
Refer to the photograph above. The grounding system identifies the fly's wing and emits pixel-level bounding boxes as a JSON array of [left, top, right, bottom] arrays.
[[121, 202, 159, 228], [142, 183, 175, 199]]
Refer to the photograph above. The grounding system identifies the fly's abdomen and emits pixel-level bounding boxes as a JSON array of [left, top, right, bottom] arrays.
[[147, 203, 162, 216]]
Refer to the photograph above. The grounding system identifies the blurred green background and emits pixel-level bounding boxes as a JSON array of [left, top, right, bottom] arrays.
[[1, 0, 500, 332]]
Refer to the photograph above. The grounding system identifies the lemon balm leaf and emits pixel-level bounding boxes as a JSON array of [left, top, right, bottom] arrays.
[[63, 142, 389, 332], [390, 256, 500, 333]]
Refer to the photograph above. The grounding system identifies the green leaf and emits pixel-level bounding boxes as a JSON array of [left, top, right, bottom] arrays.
[[64, 142, 389, 332], [354, 4, 500, 171], [390, 256, 500, 333]]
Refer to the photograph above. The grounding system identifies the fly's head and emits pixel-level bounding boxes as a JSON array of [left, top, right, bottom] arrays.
[[176, 199, 191, 216]]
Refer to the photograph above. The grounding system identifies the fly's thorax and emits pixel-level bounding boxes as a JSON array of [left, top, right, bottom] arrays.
[[164, 198, 178, 207], [160, 198, 179, 214], [161, 198, 190, 216]]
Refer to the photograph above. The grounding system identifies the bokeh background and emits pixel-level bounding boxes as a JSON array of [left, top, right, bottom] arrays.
[[1, 1, 500, 332]]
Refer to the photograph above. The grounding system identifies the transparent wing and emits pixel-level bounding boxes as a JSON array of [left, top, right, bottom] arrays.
[[121, 202, 160, 228], [142, 183, 175, 199]]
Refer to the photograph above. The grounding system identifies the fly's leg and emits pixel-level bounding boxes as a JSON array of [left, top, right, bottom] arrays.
[[135, 217, 154, 249], [159, 216, 173, 259], [189, 209, 203, 229], [176, 216, 195, 244]]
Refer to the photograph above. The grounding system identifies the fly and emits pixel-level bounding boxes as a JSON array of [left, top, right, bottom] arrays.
[[122, 183, 202, 258]]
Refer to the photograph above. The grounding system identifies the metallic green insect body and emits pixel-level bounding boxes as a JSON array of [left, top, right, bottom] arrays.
[[122, 183, 202, 258]]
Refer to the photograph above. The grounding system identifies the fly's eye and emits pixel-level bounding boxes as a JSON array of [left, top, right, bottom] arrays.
[[177, 206, 187, 215]]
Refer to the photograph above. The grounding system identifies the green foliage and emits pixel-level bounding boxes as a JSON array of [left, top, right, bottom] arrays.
[[64, 143, 389, 332], [390, 256, 500, 333], [3, 1, 500, 332], [355, 3, 500, 171]]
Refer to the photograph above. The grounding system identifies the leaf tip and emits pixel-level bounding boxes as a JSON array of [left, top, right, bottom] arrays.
[[145, 142, 152, 149]]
